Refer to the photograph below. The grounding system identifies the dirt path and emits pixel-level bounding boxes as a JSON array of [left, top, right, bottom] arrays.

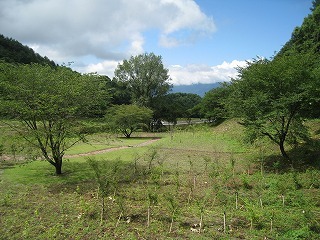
[[65, 138, 161, 158]]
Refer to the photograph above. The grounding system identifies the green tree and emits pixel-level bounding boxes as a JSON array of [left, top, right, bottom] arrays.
[[114, 53, 172, 108], [311, 0, 320, 11], [0, 62, 108, 174], [153, 93, 202, 124], [228, 53, 319, 160], [106, 77, 131, 105], [199, 84, 230, 123], [107, 104, 153, 138], [276, 2, 320, 119]]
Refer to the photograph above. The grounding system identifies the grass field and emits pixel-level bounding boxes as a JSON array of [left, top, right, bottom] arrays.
[[0, 119, 320, 239]]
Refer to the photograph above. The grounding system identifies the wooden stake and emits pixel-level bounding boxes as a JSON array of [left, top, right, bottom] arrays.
[[188, 187, 192, 204], [235, 192, 238, 210], [100, 197, 105, 226], [169, 216, 174, 233], [147, 205, 150, 227], [199, 212, 203, 234], [223, 211, 226, 233]]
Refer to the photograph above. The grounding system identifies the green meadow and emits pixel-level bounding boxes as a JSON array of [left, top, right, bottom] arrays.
[[1, 120, 320, 239]]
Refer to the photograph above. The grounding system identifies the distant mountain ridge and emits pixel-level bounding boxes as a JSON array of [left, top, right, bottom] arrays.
[[171, 82, 221, 97]]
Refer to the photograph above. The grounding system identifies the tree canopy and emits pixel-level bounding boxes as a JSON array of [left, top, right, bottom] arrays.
[[199, 84, 230, 123], [106, 104, 153, 138], [114, 53, 172, 108], [0, 62, 109, 174], [153, 93, 202, 124], [228, 53, 319, 160]]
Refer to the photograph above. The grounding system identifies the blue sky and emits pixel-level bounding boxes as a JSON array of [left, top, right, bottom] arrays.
[[0, 0, 312, 85], [152, 0, 311, 65]]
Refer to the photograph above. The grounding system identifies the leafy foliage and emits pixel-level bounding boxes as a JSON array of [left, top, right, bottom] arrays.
[[106, 104, 153, 138], [199, 83, 231, 123], [153, 93, 202, 123], [106, 77, 131, 105], [228, 53, 319, 160], [114, 52, 172, 108], [0, 62, 108, 174]]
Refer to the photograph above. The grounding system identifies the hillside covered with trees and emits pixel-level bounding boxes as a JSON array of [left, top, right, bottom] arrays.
[[0, 34, 56, 67]]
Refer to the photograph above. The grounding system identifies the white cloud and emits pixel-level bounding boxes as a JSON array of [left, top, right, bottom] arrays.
[[0, 0, 215, 63], [77, 60, 120, 77], [1, 0, 235, 86], [168, 60, 248, 85], [77, 59, 248, 85], [129, 33, 145, 56], [160, 0, 214, 34]]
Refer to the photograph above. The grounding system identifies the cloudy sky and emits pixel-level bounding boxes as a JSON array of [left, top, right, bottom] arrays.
[[0, 0, 312, 85]]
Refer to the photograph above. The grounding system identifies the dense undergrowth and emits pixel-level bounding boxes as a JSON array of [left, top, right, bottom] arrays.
[[0, 119, 319, 239]]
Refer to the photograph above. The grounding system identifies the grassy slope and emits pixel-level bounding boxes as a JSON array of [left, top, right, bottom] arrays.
[[0, 119, 319, 239]]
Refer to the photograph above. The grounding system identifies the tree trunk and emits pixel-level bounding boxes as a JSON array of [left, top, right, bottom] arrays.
[[147, 205, 150, 227], [124, 129, 132, 138], [279, 140, 289, 160], [54, 157, 63, 175]]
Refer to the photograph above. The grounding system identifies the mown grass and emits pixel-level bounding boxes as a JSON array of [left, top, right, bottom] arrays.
[[0, 119, 320, 239]]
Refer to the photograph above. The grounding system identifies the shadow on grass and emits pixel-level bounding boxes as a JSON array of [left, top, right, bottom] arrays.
[[263, 138, 320, 173]]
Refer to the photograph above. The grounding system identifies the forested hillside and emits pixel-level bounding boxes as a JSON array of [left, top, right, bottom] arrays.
[[0, 34, 56, 66], [278, 0, 320, 56]]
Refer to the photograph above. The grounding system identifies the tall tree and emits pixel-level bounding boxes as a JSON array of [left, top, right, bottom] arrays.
[[106, 77, 131, 105], [114, 53, 172, 108], [228, 53, 319, 160], [0, 62, 108, 174]]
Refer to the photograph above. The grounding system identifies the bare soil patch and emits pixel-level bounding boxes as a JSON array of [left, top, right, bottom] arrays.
[[65, 138, 161, 158]]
